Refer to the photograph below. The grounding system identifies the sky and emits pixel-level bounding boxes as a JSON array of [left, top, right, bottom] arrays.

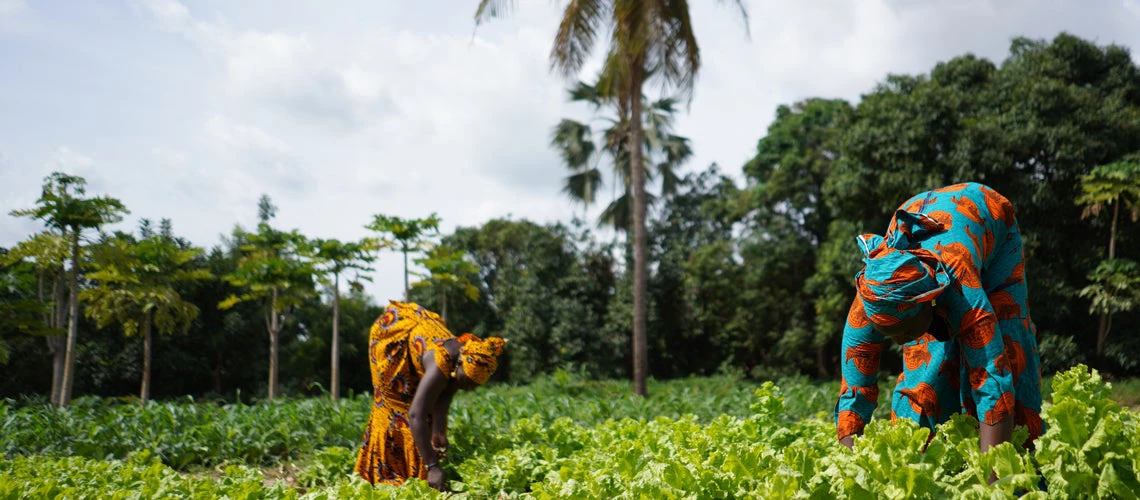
[[2, 0, 1139, 303]]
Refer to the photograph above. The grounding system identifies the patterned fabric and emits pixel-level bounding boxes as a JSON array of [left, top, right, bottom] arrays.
[[834, 183, 1044, 448], [456, 333, 507, 385], [354, 301, 457, 485], [855, 218, 953, 322]]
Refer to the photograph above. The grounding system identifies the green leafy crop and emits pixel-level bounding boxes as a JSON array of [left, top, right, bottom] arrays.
[[1, 366, 1135, 498]]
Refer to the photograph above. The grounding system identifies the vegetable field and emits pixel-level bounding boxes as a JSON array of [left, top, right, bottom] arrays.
[[2, 365, 1137, 498]]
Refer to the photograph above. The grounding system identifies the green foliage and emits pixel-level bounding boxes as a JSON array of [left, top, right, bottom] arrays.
[[219, 223, 314, 312], [295, 446, 357, 488], [366, 213, 442, 299], [462, 366, 1138, 498], [0, 253, 57, 348], [2, 367, 1139, 497], [438, 219, 623, 381], [1079, 259, 1140, 317], [412, 244, 479, 303], [1077, 156, 1140, 226], [2, 230, 69, 274], [83, 230, 212, 338], [9, 172, 128, 235], [365, 214, 441, 254], [306, 237, 377, 291], [1036, 365, 1140, 498], [0, 396, 366, 469], [0, 451, 297, 499]]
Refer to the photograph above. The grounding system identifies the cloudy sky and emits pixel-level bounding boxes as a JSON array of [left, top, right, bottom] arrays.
[[2, 0, 1139, 303]]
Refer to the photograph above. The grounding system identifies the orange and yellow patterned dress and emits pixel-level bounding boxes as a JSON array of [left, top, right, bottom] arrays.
[[354, 301, 458, 485]]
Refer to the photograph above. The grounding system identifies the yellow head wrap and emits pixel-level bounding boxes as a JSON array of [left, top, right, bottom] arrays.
[[456, 333, 506, 385]]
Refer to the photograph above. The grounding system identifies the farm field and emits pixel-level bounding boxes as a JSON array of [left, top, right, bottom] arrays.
[[2, 365, 1138, 498]]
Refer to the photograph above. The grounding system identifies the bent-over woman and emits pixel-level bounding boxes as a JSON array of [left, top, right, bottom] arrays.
[[835, 182, 1043, 458], [355, 300, 506, 491]]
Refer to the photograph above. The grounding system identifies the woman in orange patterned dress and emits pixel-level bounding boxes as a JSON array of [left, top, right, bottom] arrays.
[[354, 301, 506, 491], [835, 183, 1042, 471]]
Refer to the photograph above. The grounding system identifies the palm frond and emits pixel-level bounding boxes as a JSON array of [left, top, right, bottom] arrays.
[[551, 0, 608, 78], [564, 168, 604, 205], [551, 119, 597, 169], [599, 191, 633, 232], [599, 189, 658, 232], [568, 81, 605, 106], [656, 161, 680, 196], [474, 0, 517, 25], [717, 0, 751, 39], [660, 133, 692, 165]]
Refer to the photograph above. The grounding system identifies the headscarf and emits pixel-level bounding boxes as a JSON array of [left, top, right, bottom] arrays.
[[855, 209, 952, 325], [456, 333, 507, 385]]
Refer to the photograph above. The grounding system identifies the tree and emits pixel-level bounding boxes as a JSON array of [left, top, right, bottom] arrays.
[[412, 244, 479, 323], [220, 195, 314, 400], [0, 248, 59, 367], [307, 237, 377, 401], [551, 79, 691, 232], [9, 172, 128, 406], [82, 222, 212, 403], [366, 213, 440, 300], [2, 231, 70, 403], [1078, 259, 1140, 359], [1076, 156, 1140, 356], [829, 34, 1140, 373], [476, 0, 749, 396], [441, 218, 623, 381], [648, 166, 743, 377], [742, 98, 854, 377]]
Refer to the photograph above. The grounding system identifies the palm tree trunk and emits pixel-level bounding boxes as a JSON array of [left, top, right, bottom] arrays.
[[629, 61, 649, 398], [59, 231, 81, 407], [49, 274, 66, 406], [268, 287, 279, 400], [141, 312, 152, 403], [331, 273, 341, 401]]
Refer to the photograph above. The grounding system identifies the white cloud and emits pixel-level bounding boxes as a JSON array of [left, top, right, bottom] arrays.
[[0, 0, 33, 35], [201, 115, 313, 201], [50, 146, 94, 170], [4, 0, 1140, 302], [0, 0, 26, 16], [139, 0, 398, 130]]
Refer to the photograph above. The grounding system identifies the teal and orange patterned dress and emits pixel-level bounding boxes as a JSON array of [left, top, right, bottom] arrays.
[[834, 183, 1043, 446]]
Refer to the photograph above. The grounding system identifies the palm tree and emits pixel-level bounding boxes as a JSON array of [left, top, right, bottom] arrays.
[[476, 0, 748, 395], [1076, 155, 1140, 356], [551, 79, 690, 232], [9, 172, 128, 406], [308, 237, 377, 401], [83, 222, 212, 403]]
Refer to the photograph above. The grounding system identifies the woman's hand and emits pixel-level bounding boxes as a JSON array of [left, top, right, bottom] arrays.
[[428, 466, 447, 491], [839, 435, 855, 450], [432, 432, 449, 458]]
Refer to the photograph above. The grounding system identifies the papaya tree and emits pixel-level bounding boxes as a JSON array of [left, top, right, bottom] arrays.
[[9, 172, 128, 406]]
